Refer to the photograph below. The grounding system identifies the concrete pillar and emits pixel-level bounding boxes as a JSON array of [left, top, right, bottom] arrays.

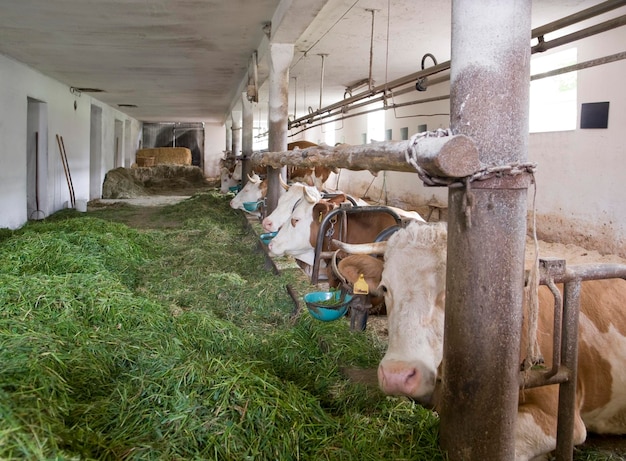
[[242, 93, 254, 187], [439, 1, 532, 460], [231, 110, 242, 159], [266, 42, 294, 213], [225, 119, 233, 157]]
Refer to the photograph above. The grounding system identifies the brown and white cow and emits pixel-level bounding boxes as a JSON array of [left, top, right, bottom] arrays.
[[267, 192, 424, 266], [338, 220, 626, 461]]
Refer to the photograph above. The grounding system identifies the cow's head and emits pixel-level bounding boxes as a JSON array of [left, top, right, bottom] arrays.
[[377, 221, 448, 406], [262, 181, 315, 232], [266, 185, 322, 265], [229, 174, 266, 211]]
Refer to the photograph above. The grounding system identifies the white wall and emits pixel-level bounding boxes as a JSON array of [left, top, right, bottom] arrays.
[[0, 53, 141, 229], [287, 26, 626, 258], [529, 25, 626, 257]]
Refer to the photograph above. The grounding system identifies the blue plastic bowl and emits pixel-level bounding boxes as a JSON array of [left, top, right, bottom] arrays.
[[228, 185, 241, 193], [259, 231, 277, 245], [304, 291, 352, 322], [243, 201, 260, 212]]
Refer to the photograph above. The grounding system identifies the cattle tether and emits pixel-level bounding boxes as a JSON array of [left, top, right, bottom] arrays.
[[338, 220, 626, 461]]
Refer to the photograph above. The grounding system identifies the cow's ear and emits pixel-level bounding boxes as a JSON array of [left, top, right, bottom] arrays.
[[312, 202, 330, 222]]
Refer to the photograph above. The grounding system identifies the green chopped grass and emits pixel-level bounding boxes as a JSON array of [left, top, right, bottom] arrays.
[[0, 190, 619, 460]]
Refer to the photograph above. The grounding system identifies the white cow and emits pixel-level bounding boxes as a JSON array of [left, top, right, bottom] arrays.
[[229, 174, 266, 214], [261, 179, 321, 232], [339, 220, 626, 461], [267, 185, 323, 266]]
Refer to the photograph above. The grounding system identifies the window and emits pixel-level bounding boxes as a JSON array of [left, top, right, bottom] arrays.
[[529, 48, 577, 133], [367, 103, 385, 142], [400, 127, 409, 140], [385, 129, 392, 141], [323, 121, 336, 146]]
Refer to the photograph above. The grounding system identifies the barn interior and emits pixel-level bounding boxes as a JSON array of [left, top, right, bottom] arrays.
[[1, 1, 626, 460], [0, 0, 624, 260]]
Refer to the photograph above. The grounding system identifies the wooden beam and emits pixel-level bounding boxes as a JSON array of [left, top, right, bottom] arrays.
[[250, 134, 480, 178]]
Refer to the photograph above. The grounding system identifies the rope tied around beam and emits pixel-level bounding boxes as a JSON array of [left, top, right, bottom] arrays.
[[406, 129, 537, 227]]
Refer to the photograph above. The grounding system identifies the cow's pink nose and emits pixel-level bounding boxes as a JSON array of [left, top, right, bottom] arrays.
[[378, 362, 421, 397]]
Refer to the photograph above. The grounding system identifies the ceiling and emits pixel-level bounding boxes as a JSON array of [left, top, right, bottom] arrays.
[[0, 0, 619, 125]]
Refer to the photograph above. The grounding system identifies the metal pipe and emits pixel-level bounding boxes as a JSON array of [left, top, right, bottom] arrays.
[[289, 2, 623, 134], [289, 59, 451, 128], [440, 2, 531, 460], [555, 279, 582, 461], [532, 0, 626, 39], [531, 51, 626, 81], [318, 54, 328, 110], [532, 14, 626, 54], [311, 206, 402, 284], [366, 8, 377, 90]]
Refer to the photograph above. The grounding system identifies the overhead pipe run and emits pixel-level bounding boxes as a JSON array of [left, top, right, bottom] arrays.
[[289, 0, 625, 133]]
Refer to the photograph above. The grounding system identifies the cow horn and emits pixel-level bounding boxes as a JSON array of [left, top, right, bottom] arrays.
[[247, 174, 260, 184], [279, 174, 290, 191], [331, 239, 387, 255]]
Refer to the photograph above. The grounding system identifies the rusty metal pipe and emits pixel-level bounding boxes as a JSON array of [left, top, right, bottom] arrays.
[[532, 15, 626, 54], [555, 279, 582, 461], [545, 278, 564, 379], [531, 0, 626, 39]]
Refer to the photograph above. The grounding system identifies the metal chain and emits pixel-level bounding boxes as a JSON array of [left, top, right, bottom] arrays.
[[407, 128, 537, 227]]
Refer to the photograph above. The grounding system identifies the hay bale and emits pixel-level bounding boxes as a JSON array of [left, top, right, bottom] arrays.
[[102, 167, 148, 199], [136, 147, 192, 166]]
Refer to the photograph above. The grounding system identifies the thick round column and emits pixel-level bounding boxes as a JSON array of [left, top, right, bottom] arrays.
[[439, 1, 531, 460], [241, 93, 254, 187], [266, 42, 294, 213]]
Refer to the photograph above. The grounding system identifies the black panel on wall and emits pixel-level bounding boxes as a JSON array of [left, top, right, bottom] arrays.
[[580, 102, 609, 129]]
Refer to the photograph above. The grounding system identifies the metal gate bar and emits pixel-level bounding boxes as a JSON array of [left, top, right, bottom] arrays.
[[521, 258, 626, 461]]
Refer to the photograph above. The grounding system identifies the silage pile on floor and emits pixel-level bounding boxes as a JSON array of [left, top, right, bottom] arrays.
[[0, 191, 442, 461]]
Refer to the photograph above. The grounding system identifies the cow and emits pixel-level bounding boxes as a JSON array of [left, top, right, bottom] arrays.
[[267, 191, 424, 268], [261, 180, 321, 232], [229, 173, 267, 214], [219, 157, 242, 194], [335, 220, 626, 461]]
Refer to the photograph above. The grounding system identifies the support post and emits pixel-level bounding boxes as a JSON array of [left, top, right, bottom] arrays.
[[266, 42, 294, 214], [242, 93, 254, 187], [439, 1, 532, 460], [231, 110, 242, 160], [225, 119, 233, 157]]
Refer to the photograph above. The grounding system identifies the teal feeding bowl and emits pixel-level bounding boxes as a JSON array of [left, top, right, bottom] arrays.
[[228, 185, 241, 193], [304, 291, 352, 322], [260, 231, 277, 245], [243, 201, 260, 212]]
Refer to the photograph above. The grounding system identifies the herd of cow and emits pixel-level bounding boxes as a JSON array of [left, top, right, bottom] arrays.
[[220, 148, 626, 460]]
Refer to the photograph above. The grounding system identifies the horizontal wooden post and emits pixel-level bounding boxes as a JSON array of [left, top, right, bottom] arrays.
[[250, 134, 480, 177]]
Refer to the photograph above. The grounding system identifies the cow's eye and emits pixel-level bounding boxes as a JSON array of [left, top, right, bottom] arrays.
[[290, 218, 299, 227], [379, 284, 387, 294]]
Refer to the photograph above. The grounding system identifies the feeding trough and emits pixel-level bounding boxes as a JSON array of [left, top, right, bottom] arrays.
[[259, 231, 277, 245], [243, 201, 261, 212], [304, 290, 352, 322]]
